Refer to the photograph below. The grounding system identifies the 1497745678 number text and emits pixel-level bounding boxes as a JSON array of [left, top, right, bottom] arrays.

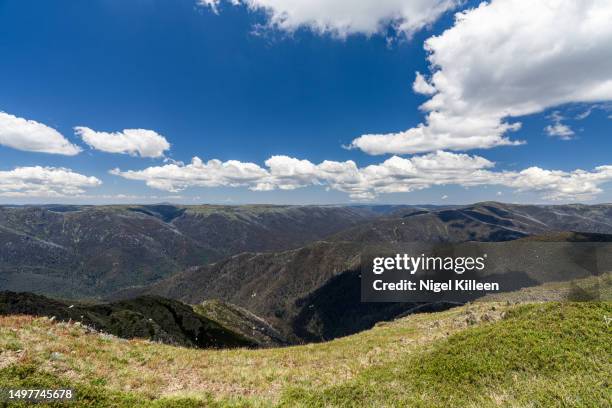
[[1, 388, 74, 402]]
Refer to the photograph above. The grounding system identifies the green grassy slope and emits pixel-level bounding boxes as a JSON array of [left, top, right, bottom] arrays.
[[1, 298, 610, 407], [281, 302, 611, 407]]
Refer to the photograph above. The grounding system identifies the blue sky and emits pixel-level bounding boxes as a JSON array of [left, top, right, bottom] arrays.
[[1, 0, 611, 205]]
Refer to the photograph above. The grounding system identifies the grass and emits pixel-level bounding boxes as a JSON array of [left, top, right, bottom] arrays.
[[1, 279, 611, 406], [481, 273, 612, 303], [0, 303, 508, 406], [280, 302, 611, 407]]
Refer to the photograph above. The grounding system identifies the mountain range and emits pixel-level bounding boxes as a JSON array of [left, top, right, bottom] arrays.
[[0, 204, 373, 298], [2, 201, 612, 345]]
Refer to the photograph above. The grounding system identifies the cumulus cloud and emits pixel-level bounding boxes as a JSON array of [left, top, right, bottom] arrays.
[[544, 124, 574, 139], [351, 0, 612, 154], [111, 151, 612, 201], [200, 0, 460, 38], [0, 111, 81, 155], [500, 166, 612, 200], [0, 166, 101, 197], [75, 127, 170, 158], [110, 157, 268, 192], [545, 111, 574, 140]]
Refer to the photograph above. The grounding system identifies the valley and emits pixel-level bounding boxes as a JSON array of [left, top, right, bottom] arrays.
[[2, 201, 612, 346], [0, 204, 373, 298]]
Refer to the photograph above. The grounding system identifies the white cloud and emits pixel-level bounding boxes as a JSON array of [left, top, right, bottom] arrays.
[[0, 111, 81, 155], [413, 71, 436, 95], [544, 124, 574, 139], [200, 0, 460, 38], [0, 166, 101, 197], [75, 127, 170, 158], [544, 111, 574, 140], [110, 156, 268, 192], [349, 112, 523, 154], [111, 151, 612, 201], [575, 108, 593, 120], [350, 0, 612, 154], [501, 166, 612, 201], [574, 103, 612, 120]]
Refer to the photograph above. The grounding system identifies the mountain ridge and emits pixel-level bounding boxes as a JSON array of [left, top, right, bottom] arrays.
[[0, 291, 286, 348], [123, 203, 612, 342], [0, 204, 374, 298]]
